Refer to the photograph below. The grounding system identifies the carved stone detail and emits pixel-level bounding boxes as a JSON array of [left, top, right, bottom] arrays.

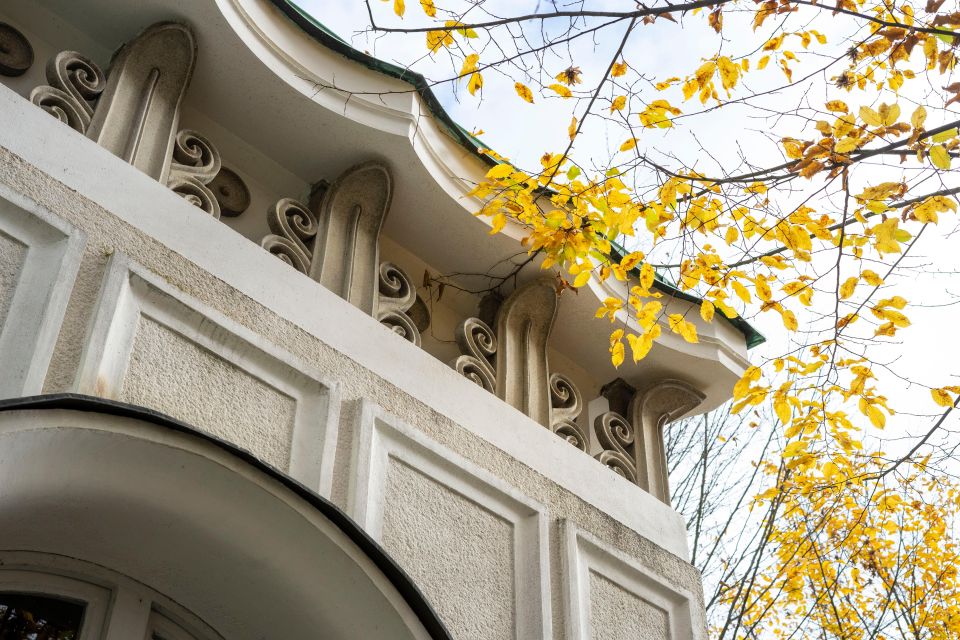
[[593, 411, 638, 483], [86, 22, 197, 182], [29, 51, 106, 134], [630, 380, 705, 502], [167, 130, 222, 218], [495, 278, 558, 427], [376, 262, 422, 346], [549, 372, 587, 450], [208, 167, 251, 217], [308, 162, 392, 315], [261, 198, 318, 273], [0, 22, 34, 77], [450, 317, 497, 393]]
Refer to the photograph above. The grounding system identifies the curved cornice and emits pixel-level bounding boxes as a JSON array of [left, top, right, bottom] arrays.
[[243, 0, 763, 351]]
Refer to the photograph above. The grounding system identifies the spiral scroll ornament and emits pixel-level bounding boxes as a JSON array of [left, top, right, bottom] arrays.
[[260, 198, 318, 274], [29, 51, 105, 133], [449, 317, 497, 393], [548, 372, 587, 450], [164, 130, 223, 217], [593, 411, 638, 483], [376, 262, 422, 346]]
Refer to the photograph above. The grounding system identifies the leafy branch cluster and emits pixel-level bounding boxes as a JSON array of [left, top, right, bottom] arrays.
[[368, 0, 960, 636]]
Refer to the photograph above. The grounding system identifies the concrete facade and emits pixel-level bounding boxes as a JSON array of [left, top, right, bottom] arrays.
[[0, 1, 751, 637]]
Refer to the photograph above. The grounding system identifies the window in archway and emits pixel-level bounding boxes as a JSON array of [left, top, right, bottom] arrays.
[[0, 593, 84, 640]]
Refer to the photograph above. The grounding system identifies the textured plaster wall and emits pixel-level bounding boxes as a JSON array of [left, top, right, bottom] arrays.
[[382, 458, 517, 640], [589, 571, 670, 640], [121, 316, 296, 469], [0, 231, 26, 330], [0, 143, 707, 639]]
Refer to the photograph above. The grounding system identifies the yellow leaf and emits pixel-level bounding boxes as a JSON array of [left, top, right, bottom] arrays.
[[611, 61, 628, 77], [610, 95, 627, 112], [610, 339, 625, 367], [930, 145, 952, 170], [781, 309, 798, 331], [419, 0, 436, 16], [668, 314, 699, 343], [732, 281, 752, 304], [879, 494, 903, 511], [717, 56, 740, 91], [489, 212, 507, 235], [695, 61, 716, 86], [911, 105, 927, 130], [755, 275, 772, 302], [825, 100, 848, 113], [932, 128, 958, 143], [619, 138, 638, 152], [700, 300, 715, 323], [877, 102, 900, 126], [549, 83, 572, 98], [859, 106, 883, 127], [568, 117, 577, 140], [839, 276, 857, 300], [932, 387, 954, 407], [486, 163, 512, 180], [861, 270, 883, 286], [758, 55, 770, 70], [573, 270, 592, 288], [859, 399, 886, 428], [426, 29, 454, 52], [460, 54, 479, 77], [639, 263, 655, 290], [783, 440, 806, 458], [914, 195, 957, 224], [393, 0, 405, 17], [775, 398, 792, 425], [514, 82, 534, 104], [725, 226, 739, 244]]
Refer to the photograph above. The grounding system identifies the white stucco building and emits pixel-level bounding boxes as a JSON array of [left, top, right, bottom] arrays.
[[0, 1, 759, 638]]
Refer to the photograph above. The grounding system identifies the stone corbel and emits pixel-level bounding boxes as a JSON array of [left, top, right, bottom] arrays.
[[259, 163, 422, 344], [494, 278, 559, 427], [86, 22, 197, 182], [629, 380, 705, 503], [309, 162, 392, 316]]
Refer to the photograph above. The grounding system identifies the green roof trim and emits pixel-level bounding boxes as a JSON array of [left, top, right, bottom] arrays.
[[269, 1, 498, 163], [267, 0, 764, 350]]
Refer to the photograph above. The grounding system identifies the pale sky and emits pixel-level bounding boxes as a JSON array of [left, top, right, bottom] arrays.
[[308, 2, 960, 455]]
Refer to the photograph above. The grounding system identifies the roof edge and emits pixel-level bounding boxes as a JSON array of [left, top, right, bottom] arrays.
[[266, 0, 764, 350]]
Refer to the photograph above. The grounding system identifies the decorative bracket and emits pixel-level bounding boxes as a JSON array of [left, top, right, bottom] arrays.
[[629, 380, 704, 502]]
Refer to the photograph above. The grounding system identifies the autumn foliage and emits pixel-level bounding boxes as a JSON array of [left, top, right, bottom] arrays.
[[371, 0, 960, 636]]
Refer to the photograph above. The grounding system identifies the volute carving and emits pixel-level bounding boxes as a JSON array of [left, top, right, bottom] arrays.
[[450, 317, 497, 393], [550, 373, 587, 450], [86, 22, 197, 182], [30, 51, 106, 134], [167, 130, 222, 218], [593, 411, 638, 483], [377, 262, 422, 346], [309, 162, 392, 315], [629, 380, 704, 502], [494, 278, 558, 427]]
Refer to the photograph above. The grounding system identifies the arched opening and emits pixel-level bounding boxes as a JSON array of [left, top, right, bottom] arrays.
[[0, 395, 452, 640]]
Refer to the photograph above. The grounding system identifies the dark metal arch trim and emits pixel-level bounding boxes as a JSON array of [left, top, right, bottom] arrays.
[[0, 393, 454, 640]]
